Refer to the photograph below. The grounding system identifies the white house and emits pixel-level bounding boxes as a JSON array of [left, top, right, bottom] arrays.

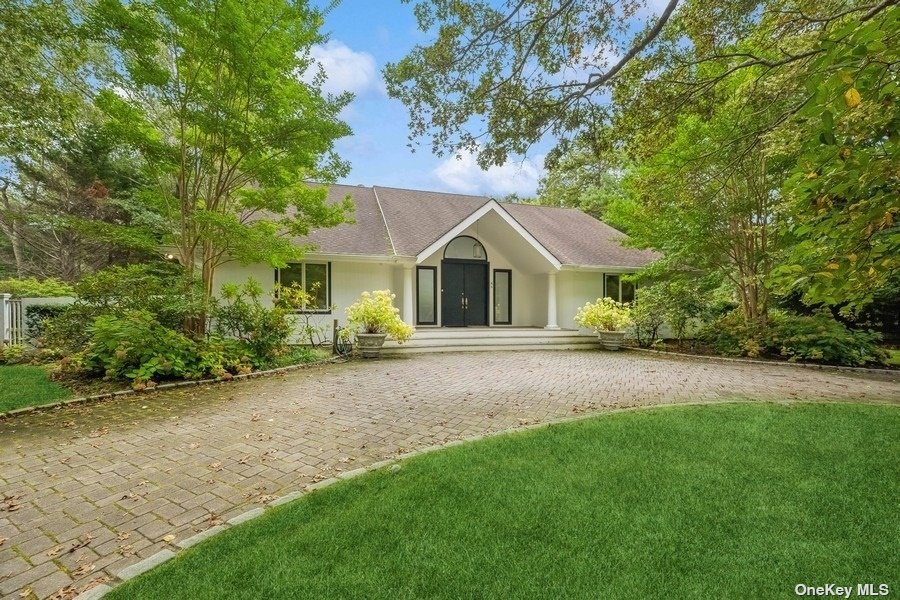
[[214, 184, 656, 351]]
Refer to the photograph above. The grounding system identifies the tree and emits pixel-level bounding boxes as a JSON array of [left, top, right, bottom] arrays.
[[1, 0, 94, 276], [385, 0, 895, 310], [1, 115, 156, 280], [91, 0, 353, 333], [533, 138, 628, 221], [769, 6, 899, 312], [605, 66, 790, 325]]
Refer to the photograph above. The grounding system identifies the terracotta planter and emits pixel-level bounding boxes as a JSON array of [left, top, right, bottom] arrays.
[[356, 333, 387, 358], [597, 330, 626, 351]]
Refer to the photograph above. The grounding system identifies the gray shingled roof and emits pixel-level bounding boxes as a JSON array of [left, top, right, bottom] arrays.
[[301, 184, 393, 256], [503, 202, 657, 268], [295, 183, 656, 268]]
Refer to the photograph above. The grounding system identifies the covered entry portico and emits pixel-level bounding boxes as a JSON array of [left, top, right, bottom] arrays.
[[398, 199, 564, 330]]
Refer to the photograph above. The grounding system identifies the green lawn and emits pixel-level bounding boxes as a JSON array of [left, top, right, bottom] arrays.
[[111, 402, 899, 600], [886, 348, 900, 367], [0, 365, 71, 412]]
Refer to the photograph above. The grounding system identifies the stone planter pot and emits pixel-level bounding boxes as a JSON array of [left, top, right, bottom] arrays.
[[597, 330, 626, 351], [356, 333, 387, 358]]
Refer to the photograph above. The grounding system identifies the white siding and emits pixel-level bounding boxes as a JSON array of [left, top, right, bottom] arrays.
[[557, 271, 605, 331], [213, 259, 395, 341]]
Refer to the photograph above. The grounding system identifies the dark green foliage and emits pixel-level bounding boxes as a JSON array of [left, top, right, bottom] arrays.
[[108, 403, 900, 600], [24, 304, 69, 339], [701, 311, 887, 366], [77, 311, 252, 385], [79, 311, 201, 382], [41, 262, 202, 354]]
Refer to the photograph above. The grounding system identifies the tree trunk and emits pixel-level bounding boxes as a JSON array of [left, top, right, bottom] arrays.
[[0, 180, 25, 276]]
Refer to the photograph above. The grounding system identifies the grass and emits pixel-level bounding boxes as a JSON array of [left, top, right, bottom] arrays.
[[885, 348, 900, 367], [0, 364, 72, 412], [110, 402, 899, 599]]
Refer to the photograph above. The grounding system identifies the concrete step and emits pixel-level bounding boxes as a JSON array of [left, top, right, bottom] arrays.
[[382, 341, 598, 354], [382, 329, 599, 354]]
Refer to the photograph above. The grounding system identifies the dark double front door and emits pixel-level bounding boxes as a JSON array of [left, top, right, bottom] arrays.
[[441, 261, 488, 326]]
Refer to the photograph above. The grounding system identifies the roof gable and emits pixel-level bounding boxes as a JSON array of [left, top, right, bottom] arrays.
[[373, 186, 489, 257]]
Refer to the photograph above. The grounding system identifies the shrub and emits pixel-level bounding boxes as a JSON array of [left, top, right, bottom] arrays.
[[72, 263, 202, 330], [276, 282, 333, 346], [0, 344, 26, 365], [344, 290, 414, 343], [40, 263, 202, 354], [700, 310, 887, 366], [765, 312, 887, 366], [699, 311, 760, 356], [0, 277, 73, 298], [575, 297, 632, 333], [25, 304, 69, 340], [629, 286, 666, 347], [79, 311, 200, 383], [213, 279, 296, 365]]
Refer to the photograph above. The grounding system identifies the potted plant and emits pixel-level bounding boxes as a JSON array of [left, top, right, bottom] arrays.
[[344, 290, 415, 358], [575, 297, 632, 350]]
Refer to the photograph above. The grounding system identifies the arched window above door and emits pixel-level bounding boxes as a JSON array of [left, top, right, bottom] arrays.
[[443, 235, 487, 261]]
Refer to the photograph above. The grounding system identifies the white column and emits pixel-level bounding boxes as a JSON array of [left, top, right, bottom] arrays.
[[545, 272, 559, 329], [402, 264, 414, 325], [0, 293, 8, 344]]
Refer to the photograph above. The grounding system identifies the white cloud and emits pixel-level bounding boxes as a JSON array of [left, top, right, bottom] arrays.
[[433, 150, 545, 197], [305, 40, 380, 96]]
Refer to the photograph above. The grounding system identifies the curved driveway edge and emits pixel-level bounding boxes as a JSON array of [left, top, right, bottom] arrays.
[[1, 350, 898, 599]]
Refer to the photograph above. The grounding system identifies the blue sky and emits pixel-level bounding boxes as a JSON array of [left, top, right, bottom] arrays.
[[312, 1, 551, 197]]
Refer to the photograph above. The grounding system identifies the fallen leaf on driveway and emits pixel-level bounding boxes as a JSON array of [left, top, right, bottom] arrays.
[[46, 546, 63, 557], [2, 494, 23, 512], [71, 563, 96, 577], [161, 534, 176, 543], [251, 413, 260, 421], [116, 532, 130, 541], [68, 534, 94, 553], [209, 462, 222, 471]]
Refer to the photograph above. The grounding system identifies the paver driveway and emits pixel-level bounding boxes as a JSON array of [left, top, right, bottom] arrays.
[[1, 350, 898, 599]]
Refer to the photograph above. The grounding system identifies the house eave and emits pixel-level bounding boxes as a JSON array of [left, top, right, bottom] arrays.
[[303, 252, 415, 264], [559, 264, 645, 272]]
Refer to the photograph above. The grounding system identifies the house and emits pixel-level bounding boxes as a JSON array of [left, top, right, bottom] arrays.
[[214, 184, 656, 350]]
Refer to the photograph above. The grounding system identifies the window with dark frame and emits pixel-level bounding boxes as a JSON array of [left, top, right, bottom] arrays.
[[275, 262, 331, 312], [416, 266, 437, 325], [493, 269, 511, 325], [604, 273, 635, 303]]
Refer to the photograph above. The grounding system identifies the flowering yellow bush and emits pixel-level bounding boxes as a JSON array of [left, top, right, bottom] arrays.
[[575, 297, 632, 333], [345, 290, 415, 343]]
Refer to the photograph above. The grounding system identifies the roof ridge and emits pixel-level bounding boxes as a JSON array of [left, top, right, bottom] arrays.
[[372, 184, 489, 200], [371, 186, 397, 257]]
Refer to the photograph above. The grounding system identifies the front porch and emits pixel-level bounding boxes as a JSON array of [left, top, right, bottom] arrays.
[[382, 327, 598, 354]]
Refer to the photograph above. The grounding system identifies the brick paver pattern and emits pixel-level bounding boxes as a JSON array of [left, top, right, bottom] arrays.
[[1, 350, 898, 599]]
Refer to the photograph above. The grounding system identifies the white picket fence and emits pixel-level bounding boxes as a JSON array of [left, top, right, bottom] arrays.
[[0, 294, 24, 346], [1, 294, 74, 346]]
